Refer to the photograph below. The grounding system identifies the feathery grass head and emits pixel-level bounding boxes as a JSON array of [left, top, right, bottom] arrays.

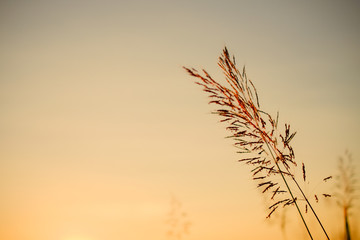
[[165, 195, 191, 240], [335, 150, 358, 211], [184, 47, 332, 239], [184, 47, 300, 217], [333, 150, 358, 240]]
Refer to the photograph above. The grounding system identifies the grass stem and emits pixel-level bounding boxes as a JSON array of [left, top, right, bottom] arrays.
[[291, 176, 330, 239], [263, 139, 313, 240]]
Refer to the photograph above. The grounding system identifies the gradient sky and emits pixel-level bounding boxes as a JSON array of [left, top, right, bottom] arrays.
[[1, 1, 360, 240]]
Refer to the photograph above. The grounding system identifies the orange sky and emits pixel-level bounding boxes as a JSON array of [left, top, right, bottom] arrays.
[[1, 1, 360, 240]]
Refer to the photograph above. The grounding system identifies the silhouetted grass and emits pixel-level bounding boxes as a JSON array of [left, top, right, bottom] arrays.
[[165, 195, 191, 240], [334, 150, 358, 240], [184, 47, 331, 239]]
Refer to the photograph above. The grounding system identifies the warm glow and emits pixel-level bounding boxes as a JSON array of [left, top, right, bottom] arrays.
[[1, 1, 359, 240], [62, 236, 93, 240]]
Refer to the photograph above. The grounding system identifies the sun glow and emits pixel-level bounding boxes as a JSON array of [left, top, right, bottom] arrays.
[[62, 236, 93, 240]]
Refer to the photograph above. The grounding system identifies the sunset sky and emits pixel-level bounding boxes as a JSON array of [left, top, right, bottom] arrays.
[[1, 0, 360, 240]]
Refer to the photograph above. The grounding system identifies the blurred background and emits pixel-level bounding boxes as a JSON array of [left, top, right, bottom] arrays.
[[1, 0, 359, 239]]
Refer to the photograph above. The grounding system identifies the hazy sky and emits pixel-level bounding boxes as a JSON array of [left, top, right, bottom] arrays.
[[1, 1, 360, 240]]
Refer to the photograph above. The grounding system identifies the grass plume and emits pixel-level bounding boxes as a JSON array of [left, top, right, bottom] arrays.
[[334, 150, 358, 240], [165, 195, 191, 240], [184, 47, 330, 239]]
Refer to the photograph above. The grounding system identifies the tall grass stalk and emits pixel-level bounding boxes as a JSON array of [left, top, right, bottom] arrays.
[[335, 151, 358, 240], [184, 47, 330, 239], [263, 140, 313, 239]]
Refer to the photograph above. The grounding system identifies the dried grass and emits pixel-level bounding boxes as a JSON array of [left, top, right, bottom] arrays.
[[335, 150, 358, 240], [184, 47, 331, 239]]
